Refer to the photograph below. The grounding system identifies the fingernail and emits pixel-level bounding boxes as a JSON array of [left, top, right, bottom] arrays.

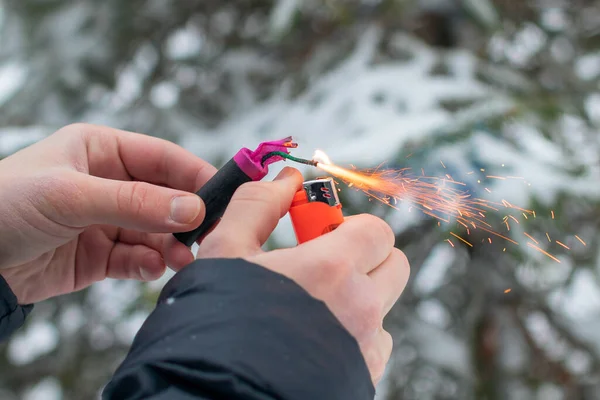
[[170, 195, 201, 224], [140, 266, 153, 281]]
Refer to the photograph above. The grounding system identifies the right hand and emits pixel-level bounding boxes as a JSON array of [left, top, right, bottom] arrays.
[[195, 167, 410, 385]]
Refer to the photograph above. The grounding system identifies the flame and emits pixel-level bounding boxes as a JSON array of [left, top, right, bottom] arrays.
[[311, 150, 581, 263]]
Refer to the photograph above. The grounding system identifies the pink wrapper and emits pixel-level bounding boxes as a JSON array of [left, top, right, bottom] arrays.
[[233, 137, 295, 181]]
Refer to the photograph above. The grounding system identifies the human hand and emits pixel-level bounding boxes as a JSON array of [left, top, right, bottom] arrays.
[[196, 167, 410, 385], [0, 124, 216, 304]]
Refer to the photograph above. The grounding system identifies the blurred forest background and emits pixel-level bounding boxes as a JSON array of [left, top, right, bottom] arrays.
[[0, 0, 599, 399]]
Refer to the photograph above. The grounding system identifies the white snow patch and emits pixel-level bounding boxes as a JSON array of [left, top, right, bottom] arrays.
[[0, 126, 48, 155], [269, 0, 300, 36], [540, 8, 569, 32], [548, 269, 600, 320], [58, 305, 85, 335], [407, 318, 472, 378], [23, 377, 62, 400], [575, 53, 600, 81], [115, 311, 149, 344], [413, 243, 456, 295], [87, 279, 140, 322], [0, 61, 28, 106], [8, 321, 59, 365], [165, 27, 203, 60], [416, 299, 451, 328], [585, 93, 600, 124], [150, 81, 180, 109]]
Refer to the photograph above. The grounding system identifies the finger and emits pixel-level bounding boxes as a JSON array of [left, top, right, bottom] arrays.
[[368, 249, 410, 315], [200, 167, 302, 256], [106, 243, 166, 281], [74, 123, 217, 192], [289, 214, 395, 275], [73, 174, 206, 231], [117, 230, 194, 270]]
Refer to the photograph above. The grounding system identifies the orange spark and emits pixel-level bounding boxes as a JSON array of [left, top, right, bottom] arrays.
[[551, 210, 555, 219], [504, 288, 512, 293], [311, 150, 554, 251], [488, 238, 492, 244], [546, 233, 551, 242], [527, 242, 561, 263], [486, 176, 506, 180], [523, 232, 539, 245], [556, 240, 570, 250], [450, 232, 473, 247], [575, 235, 586, 246], [447, 239, 455, 247]]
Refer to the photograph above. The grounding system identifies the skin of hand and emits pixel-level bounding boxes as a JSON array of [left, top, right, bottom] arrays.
[[0, 123, 217, 304], [196, 167, 410, 386]]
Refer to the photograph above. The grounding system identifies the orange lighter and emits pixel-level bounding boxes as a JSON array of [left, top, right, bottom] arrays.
[[289, 178, 344, 244]]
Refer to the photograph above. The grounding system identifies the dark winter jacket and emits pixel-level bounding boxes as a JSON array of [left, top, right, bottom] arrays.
[[0, 258, 375, 399]]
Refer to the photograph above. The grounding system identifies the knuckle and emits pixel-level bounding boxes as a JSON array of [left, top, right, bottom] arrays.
[[56, 123, 93, 139], [117, 181, 149, 215], [198, 232, 238, 258], [351, 214, 395, 250]]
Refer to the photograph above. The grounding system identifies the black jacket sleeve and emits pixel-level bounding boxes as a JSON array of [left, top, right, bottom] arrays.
[[102, 258, 375, 400], [0, 274, 33, 342]]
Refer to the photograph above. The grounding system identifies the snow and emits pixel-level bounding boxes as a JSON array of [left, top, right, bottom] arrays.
[[180, 29, 493, 177], [585, 93, 600, 125], [575, 53, 600, 81], [540, 8, 569, 32], [269, 0, 300, 36], [150, 81, 180, 109], [416, 299, 451, 328], [114, 311, 149, 344], [505, 24, 547, 67], [58, 305, 86, 336], [548, 269, 600, 320], [407, 318, 472, 378], [86, 279, 141, 323], [461, 0, 499, 28], [0, 62, 28, 107], [165, 26, 203, 60], [0, 126, 49, 156], [8, 321, 59, 365], [23, 377, 62, 400], [109, 65, 142, 110], [413, 243, 456, 295]]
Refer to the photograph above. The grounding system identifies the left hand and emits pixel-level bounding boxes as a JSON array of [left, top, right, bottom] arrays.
[[0, 123, 216, 304]]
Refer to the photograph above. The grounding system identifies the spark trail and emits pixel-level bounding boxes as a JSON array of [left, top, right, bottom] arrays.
[[311, 150, 581, 263]]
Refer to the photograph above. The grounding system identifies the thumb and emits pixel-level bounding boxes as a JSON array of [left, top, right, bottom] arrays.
[[73, 175, 205, 232]]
